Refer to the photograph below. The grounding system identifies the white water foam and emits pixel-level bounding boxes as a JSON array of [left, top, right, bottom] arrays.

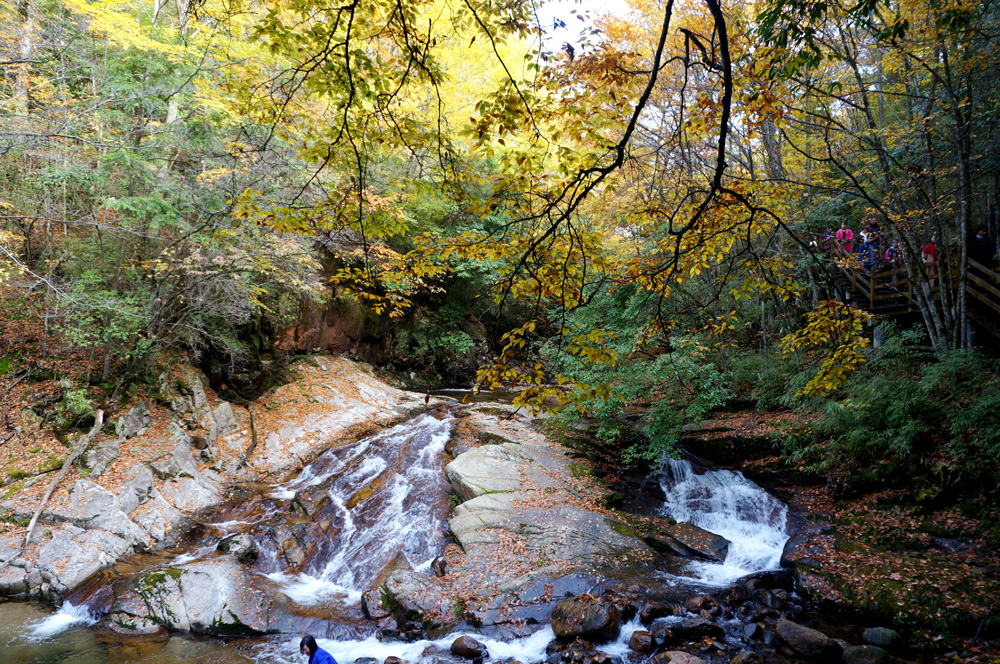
[[255, 626, 559, 664], [24, 602, 97, 640], [255, 617, 662, 664], [658, 457, 788, 586]]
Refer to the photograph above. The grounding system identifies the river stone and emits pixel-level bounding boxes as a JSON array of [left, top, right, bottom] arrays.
[[84, 438, 120, 478], [117, 465, 154, 515], [842, 645, 889, 664], [160, 477, 222, 514], [656, 653, 706, 664], [40, 480, 147, 546], [655, 616, 725, 642], [683, 595, 721, 616], [445, 443, 563, 501], [550, 594, 621, 643], [451, 635, 489, 660], [203, 402, 241, 444], [862, 627, 901, 651], [662, 523, 730, 561], [218, 533, 258, 563], [776, 619, 838, 659], [35, 524, 132, 595], [383, 569, 460, 627], [115, 402, 151, 440], [449, 491, 649, 563], [729, 653, 765, 664], [106, 555, 272, 634], [149, 439, 199, 479], [629, 630, 655, 653], [639, 602, 676, 624], [129, 489, 190, 547], [362, 589, 391, 620]]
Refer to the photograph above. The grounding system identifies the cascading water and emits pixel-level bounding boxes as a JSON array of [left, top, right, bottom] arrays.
[[267, 413, 454, 606], [658, 457, 789, 586]]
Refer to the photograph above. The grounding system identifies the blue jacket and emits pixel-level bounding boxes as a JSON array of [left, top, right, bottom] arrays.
[[310, 647, 338, 664]]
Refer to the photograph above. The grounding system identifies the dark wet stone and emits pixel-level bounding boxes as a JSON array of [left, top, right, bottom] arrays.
[[451, 636, 489, 660], [363, 589, 391, 620], [775, 619, 838, 659], [729, 652, 766, 664], [551, 594, 621, 643], [672, 616, 725, 641], [628, 630, 654, 653], [385, 657, 407, 664], [649, 523, 730, 561], [639, 602, 675, 625], [217, 533, 258, 563], [652, 616, 724, 643], [862, 627, 901, 651], [432, 556, 448, 577], [759, 590, 786, 610], [355, 659, 379, 664], [842, 645, 889, 664], [743, 622, 762, 640], [683, 595, 721, 616], [652, 653, 706, 664]]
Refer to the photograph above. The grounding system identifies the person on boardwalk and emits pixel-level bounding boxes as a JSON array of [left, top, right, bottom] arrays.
[[836, 221, 854, 255], [969, 225, 994, 268], [301, 635, 338, 664], [922, 233, 938, 289]]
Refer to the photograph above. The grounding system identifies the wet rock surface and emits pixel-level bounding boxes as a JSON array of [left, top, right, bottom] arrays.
[[550, 594, 621, 643]]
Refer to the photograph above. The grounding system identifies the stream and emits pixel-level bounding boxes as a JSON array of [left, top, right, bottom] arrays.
[[0, 408, 790, 663]]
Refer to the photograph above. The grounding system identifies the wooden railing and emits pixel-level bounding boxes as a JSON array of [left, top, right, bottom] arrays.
[[829, 254, 1000, 336]]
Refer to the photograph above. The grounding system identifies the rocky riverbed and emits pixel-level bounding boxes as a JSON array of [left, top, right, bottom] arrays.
[[0, 356, 992, 663]]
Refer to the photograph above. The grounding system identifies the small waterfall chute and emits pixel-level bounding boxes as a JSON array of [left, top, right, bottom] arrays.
[[268, 413, 454, 606], [24, 602, 97, 640], [658, 457, 788, 586]]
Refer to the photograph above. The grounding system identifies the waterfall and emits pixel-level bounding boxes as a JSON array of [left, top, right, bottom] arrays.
[[268, 413, 454, 606], [658, 457, 788, 586]]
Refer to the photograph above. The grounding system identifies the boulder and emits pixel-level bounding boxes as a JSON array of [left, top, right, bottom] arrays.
[[117, 465, 154, 515], [660, 523, 730, 562], [550, 594, 621, 643], [102, 556, 272, 635], [383, 569, 460, 627], [451, 636, 489, 660], [159, 477, 221, 514], [35, 524, 132, 595], [41, 480, 147, 546], [218, 533, 258, 564], [84, 438, 121, 478], [842, 645, 889, 664], [629, 630, 655, 653], [656, 653, 706, 664], [362, 590, 391, 620], [129, 490, 190, 547], [115, 403, 151, 440], [639, 602, 676, 624], [729, 653, 765, 664], [861, 627, 901, 651], [683, 595, 721, 617], [449, 491, 649, 563], [775, 619, 838, 659], [202, 402, 241, 444], [655, 616, 725, 642]]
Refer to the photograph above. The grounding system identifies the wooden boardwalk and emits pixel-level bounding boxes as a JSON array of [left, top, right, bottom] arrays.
[[833, 258, 1000, 340]]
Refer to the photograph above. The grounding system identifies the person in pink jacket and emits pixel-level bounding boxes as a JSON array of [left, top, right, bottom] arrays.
[[835, 221, 854, 254]]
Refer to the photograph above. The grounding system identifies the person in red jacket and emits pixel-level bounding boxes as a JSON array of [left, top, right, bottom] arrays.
[[922, 233, 938, 289]]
